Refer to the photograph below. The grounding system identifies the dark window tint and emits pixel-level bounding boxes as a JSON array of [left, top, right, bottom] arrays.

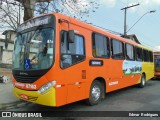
[[155, 56, 160, 71], [126, 44, 134, 60], [143, 49, 149, 62], [135, 47, 142, 61], [111, 39, 124, 59], [60, 31, 85, 68], [149, 51, 153, 62], [92, 33, 110, 58]]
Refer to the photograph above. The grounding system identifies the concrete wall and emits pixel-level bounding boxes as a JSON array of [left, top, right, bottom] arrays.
[[2, 51, 13, 64], [0, 32, 15, 65]]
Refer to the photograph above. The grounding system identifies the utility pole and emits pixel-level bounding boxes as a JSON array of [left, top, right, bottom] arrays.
[[121, 3, 140, 37], [127, 10, 156, 33]]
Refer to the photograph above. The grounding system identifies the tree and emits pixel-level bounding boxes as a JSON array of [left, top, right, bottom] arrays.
[[15, 0, 99, 21], [14, 0, 51, 21], [0, 0, 99, 30], [0, 0, 22, 31], [35, 0, 99, 20]]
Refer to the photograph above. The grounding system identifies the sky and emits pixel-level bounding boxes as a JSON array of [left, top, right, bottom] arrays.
[[0, 0, 160, 51], [84, 0, 160, 51]]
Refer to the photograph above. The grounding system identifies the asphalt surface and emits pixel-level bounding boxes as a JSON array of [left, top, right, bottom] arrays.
[[1, 79, 160, 120]]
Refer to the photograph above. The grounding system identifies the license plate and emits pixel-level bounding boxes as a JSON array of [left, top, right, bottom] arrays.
[[20, 94, 29, 100]]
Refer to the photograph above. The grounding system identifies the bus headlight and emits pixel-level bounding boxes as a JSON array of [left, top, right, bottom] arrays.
[[38, 81, 56, 94]]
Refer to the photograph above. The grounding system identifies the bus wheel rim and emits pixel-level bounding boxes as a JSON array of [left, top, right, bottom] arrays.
[[91, 86, 101, 101], [142, 77, 145, 85]]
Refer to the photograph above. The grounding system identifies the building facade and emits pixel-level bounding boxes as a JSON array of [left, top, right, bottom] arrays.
[[0, 30, 16, 67]]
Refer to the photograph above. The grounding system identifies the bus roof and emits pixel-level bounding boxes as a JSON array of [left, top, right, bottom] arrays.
[[21, 12, 153, 52], [154, 52, 160, 55], [53, 13, 152, 51]]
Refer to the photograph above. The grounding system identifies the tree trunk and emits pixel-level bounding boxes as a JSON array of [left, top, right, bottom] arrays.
[[16, 0, 51, 21], [21, 0, 36, 21]]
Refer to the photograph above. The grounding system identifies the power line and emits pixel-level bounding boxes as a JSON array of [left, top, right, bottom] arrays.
[[119, 1, 159, 51], [127, 10, 156, 33], [91, 24, 123, 35], [121, 3, 140, 36]]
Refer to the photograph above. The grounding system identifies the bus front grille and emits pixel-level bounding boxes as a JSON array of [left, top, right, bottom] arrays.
[[14, 75, 40, 83]]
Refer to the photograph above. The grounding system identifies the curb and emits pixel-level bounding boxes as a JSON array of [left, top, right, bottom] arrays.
[[0, 100, 27, 110]]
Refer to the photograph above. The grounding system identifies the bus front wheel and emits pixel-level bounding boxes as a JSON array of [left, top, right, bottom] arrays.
[[86, 80, 103, 106], [138, 74, 146, 88]]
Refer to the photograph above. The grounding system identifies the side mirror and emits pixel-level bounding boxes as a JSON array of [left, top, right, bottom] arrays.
[[68, 30, 75, 43]]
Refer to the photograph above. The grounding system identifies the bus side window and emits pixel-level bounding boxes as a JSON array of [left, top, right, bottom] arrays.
[[60, 31, 85, 68], [111, 39, 124, 60], [149, 51, 153, 62], [143, 49, 150, 62], [125, 44, 134, 60], [92, 33, 110, 58], [136, 47, 142, 61], [60, 31, 72, 68]]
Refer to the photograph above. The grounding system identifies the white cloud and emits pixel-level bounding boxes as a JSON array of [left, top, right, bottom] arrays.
[[154, 46, 160, 52], [100, 0, 116, 8], [100, 0, 159, 12], [152, 0, 160, 4], [141, 0, 160, 10], [127, 2, 139, 13]]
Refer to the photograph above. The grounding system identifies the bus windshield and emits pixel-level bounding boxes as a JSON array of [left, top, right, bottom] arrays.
[[155, 55, 160, 71], [12, 28, 54, 70], [155, 59, 160, 71]]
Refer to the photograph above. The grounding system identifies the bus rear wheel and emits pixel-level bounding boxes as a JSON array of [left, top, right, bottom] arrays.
[[86, 80, 103, 106], [138, 74, 146, 88]]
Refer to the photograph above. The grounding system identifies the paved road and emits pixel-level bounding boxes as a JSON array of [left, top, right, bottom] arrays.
[[0, 82, 19, 105], [1, 79, 160, 120]]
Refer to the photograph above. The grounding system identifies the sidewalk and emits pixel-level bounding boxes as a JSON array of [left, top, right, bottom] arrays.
[[0, 82, 18, 103], [0, 68, 12, 80], [0, 82, 21, 109], [0, 68, 23, 110]]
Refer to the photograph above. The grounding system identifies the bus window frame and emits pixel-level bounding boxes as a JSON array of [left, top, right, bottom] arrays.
[[143, 49, 150, 62], [125, 43, 135, 61], [111, 38, 125, 60], [60, 30, 86, 69], [149, 51, 153, 62], [92, 32, 110, 59], [135, 47, 143, 62]]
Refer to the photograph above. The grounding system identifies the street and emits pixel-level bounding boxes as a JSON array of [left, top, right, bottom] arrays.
[[0, 79, 160, 120]]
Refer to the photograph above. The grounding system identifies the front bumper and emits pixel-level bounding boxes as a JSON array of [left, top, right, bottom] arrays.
[[13, 87, 56, 107]]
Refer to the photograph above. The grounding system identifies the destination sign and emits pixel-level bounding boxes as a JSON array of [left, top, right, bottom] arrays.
[[17, 15, 55, 32], [89, 60, 103, 66]]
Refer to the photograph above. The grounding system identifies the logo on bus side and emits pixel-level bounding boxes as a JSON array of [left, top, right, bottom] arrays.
[[122, 60, 142, 76], [109, 81, 118, 86]]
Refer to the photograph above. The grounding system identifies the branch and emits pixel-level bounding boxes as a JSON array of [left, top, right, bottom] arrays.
[[64, 0, 79, 14], [0, 4, 17, 28], [0, 17, 16, 30]]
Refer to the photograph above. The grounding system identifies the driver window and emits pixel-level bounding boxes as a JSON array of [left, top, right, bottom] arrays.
[[60, 31, 85, 68]]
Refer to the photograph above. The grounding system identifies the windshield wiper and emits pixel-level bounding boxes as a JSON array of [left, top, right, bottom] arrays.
[[27, 25, 44, 43]]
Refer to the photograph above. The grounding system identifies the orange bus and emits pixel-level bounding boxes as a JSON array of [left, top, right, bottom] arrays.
[[12, 13, 154, 107], [154, 52, 160, 78]]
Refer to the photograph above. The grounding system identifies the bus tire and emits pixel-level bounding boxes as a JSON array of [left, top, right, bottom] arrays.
[[85, 80, 103, 106], [138, 74, 146, 88]]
